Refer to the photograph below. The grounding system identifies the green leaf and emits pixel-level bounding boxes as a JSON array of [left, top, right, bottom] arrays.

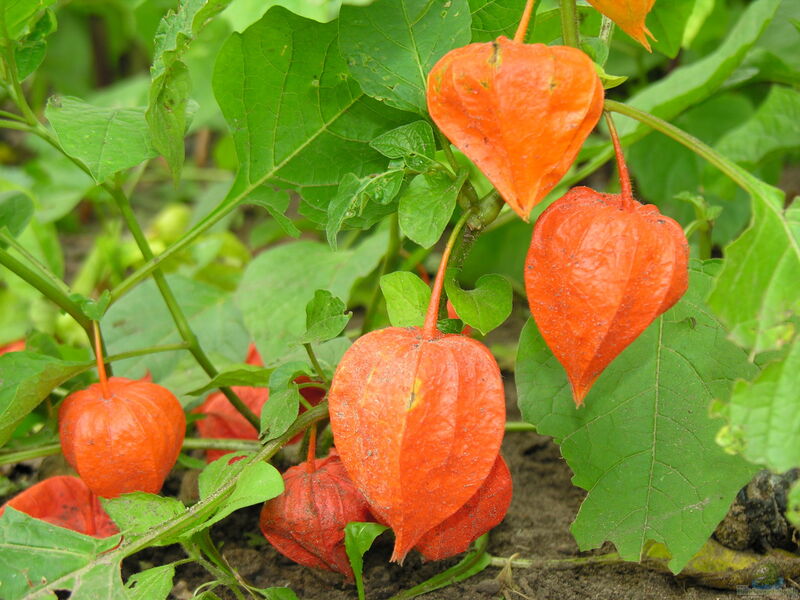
[[398, 171, 462, 248], [125, 564, 175, 600], [325, 172, 402, 250], [468, 0, 527, 42], [707, 188, 799, 354], [344, 522, 388, 600], [102, 493, 186, 546], [14, 7, 56, 80], [0, 508, 123, 600], [213, 7, 406, 218], [299, 290, 351, 345], [0, 352, 89, 446], [147, 0, 232, 181], [516, 262, 758, 572], [370, 121, 436, 171], [197, 456, 284, 531], [721, 337, 800, 473], [393, 535, 491, 597], [236, 230, 387, 363], [615, 0, 782, 141], [256, 588, 300, 600], [0, 194, 33, 237], [187, 364, 273, 396], [647, 0, 695, 58], [244, 186, 302, 239], [75, 290, 111, 321], [260, 387, 300, 441], [380, 271, 431, 327], [338, 0, 472, 114], [0, 0, 56, 40], [445, 270, 511, 335], [45, 97, 157, 183], [102, 274, 249, 385], [714, 86, 800, 168]]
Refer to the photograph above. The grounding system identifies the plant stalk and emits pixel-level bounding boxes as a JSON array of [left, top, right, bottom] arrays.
[[560, 0, 580, 47]]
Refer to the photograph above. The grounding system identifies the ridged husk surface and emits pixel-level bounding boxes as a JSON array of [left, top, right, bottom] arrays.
[[58, 377, 186, 498], [259, 452, 373, 581], [587, 0, 657, 51], [415, 454, 512, 561], [525, 187, 689, 406], [328, 326, 506, 562], [427, 37, 603, 220]]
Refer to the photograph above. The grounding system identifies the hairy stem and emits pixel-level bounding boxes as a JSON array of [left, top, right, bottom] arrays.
[[560, 0, 580, 47], [514, 0, 536, 43]]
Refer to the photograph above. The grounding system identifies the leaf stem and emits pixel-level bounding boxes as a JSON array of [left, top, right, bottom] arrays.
[[0, 229, 70, 295], [0, 247, 92, 337], [92, 322, 111, 398], [105, 184, 259, 430], [488, 551, 623, 569], [304, 343, 330, 384], [422, 210, 473, 338], [0, 437, 263, 466], [435, 127, 459, 174], [505, 421, 536, 432], [560, 0, 580, 47], [514, 0, 536, 43], [361, 213, 400, 336], [604, 100, 758, 197]]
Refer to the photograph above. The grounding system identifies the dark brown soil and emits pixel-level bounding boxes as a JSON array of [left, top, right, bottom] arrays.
[[120, 379, 766, 600]]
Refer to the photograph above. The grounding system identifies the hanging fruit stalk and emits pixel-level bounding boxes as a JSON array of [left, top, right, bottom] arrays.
[[58, 322, 186, 498], [524, 113, 689, 406], [427, 0, 604, 221], [329, 214, 506, 562]]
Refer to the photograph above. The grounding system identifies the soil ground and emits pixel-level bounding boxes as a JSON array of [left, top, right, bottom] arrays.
[[121, 378, 779, 600]]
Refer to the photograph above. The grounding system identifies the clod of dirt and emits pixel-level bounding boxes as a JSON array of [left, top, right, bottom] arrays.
[[714, 469, 800, 552]]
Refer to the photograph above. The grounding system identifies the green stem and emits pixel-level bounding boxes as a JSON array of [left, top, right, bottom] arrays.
[[0, 109, 26, 122], [0, 443, 61, 465], [505, 421, 536, 432], [106, 185, 259, 430], [0, 229, 71, 295], [435, 127, 459, 174], [560, 0, 580, 47], [304, 343, 330, 384], [183, 540, 247, 600], [488, 552, 623, 569], [598, 16, 615, 66], [0, 437, 263, 466], [604, 100, 757, 196], [697, 223, 713, 261], [0, 248, 92, 336], [361, 212, 400, 336], [0, 118, 31, 132], [104, 342, 191, 364]]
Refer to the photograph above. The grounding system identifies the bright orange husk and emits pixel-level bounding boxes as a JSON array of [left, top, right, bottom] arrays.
[[415, 455, 512, 561], [524, 121, 688, 406], [587, 0, 657, 51], [427, 37, 603, 221], [329, 227, 506, 562], [0, 476, 118, 537], [59, 377, 186, 498]]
